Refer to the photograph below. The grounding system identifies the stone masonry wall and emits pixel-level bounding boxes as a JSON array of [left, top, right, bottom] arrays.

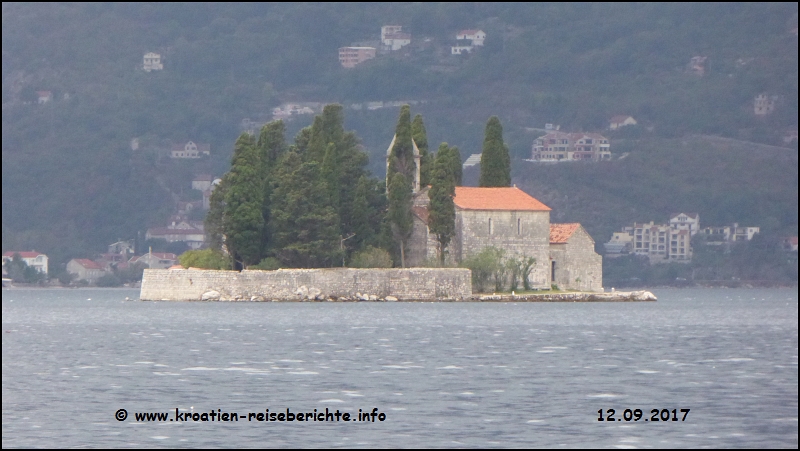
[[140, 267, 472, 301], [456, 209, 551, 289], [550, 227, 603, 292]]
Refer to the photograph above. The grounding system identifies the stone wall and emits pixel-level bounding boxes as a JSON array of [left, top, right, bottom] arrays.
[[456, 209, 551, 289], [550, 226, 603, 292], [140, 267, 472, 301]]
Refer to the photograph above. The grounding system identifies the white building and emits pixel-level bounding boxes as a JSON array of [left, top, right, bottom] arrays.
[[381, 25, 410, 51], [609, 115, 637, 130], [192, 174, 214, 191], [451, 45, 473, 55], [66, 259, 105, 283], [462, 153, 482, 169], [531, 131, 611, 162], [669, 213, 700, 236], [456, 29, 486, 46], [143, 52, 163, 71], [2, 251, 49, 275], [171, 141, 210, 159]]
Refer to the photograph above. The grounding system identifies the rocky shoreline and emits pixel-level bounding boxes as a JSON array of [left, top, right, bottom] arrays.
[[178, 289, 657, 302]]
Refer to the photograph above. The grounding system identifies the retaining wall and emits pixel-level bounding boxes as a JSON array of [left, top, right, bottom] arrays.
[[139, 267, 472, 301]]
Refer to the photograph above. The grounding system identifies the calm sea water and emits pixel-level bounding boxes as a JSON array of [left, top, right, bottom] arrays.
[[2, 288, 797, 448]]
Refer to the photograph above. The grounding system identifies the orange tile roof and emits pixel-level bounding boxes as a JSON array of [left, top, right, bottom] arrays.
[[550, 223, 581, 243], [453, 187, 551, 211]]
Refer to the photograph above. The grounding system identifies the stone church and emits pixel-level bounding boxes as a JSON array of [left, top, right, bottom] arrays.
[[389, 136, 602, 292]]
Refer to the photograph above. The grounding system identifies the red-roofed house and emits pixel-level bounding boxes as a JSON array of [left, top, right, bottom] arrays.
[[2, 251, 49, 274], [67, 259, 106, 283], [549, 224, 603, 292], [456, 29, 486, 46]]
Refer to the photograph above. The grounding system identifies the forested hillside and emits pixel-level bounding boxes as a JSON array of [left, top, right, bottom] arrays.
[[2, 3, 797, 267]]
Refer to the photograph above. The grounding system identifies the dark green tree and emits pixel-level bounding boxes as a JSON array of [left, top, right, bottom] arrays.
[[412, 114, 432, 187], [387, 173, 413, 268], [435, 143, 463, 186], [388, 105, 416, 183], [270, 152, 342, 267], [351, 175, 375, 251], [479, 116, 511, 187], [255, 120, 286, 256], [222, 133, 265, 268], [429, 150, 457, 265], [204, 179, 227, 252]]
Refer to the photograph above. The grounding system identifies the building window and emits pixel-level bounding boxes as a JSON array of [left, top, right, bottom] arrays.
[[517, 218, 522, 235], [489, 218, 493, 235], [551, 261, 556, 282]]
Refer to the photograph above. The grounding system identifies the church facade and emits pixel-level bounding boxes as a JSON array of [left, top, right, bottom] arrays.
[[387, 134, 602, 292]]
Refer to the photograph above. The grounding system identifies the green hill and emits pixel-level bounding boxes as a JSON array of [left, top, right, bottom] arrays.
[[2, 3, 797, 268]]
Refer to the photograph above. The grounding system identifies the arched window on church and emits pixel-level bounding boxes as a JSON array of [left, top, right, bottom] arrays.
[[489, 218, 493, 235], [517, 218, 522, 235]]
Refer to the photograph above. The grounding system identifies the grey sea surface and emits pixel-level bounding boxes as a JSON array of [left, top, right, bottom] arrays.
[[2, 288, 797, 448]]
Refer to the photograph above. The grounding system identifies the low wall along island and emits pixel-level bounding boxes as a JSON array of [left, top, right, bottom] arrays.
[[139, 268, 656, 302], [140, 268, 473, 302]]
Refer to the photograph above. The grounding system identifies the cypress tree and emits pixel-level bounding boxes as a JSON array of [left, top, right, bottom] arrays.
[[204, 179, 227, 253], [350, 175, 374, 252], [436, 143, 463, 187], [412, 114, 432, 187], [479, 116, 511, 187], [255, 120, 286, 257], [387, 172, 413, 268], [388, 105, 415, 182], [223, 133, 265, 268], [270, 152, 341, 267], [429, 149, 456, 265]]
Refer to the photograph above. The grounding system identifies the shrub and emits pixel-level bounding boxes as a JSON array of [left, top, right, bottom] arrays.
[[350, 246, 393, 268], [251, 257, 281, 270], [179, 249, 230, 270]]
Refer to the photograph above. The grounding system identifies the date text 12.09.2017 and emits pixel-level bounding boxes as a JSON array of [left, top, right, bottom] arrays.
[[598, 409, 690, 422]]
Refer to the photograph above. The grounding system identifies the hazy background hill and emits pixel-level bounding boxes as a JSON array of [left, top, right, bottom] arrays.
[[2, 2, 797, 268]]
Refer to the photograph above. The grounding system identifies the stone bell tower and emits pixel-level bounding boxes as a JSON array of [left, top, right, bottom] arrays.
[[385, 135, 421, 193]]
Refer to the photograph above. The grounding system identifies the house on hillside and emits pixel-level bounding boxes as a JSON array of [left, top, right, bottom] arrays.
[[339, 47, 376, 68], [381, 25, 410, 51], [462, 153, 482, 169], [688, 56, 707, 76], [451, 45, 473, 55], [143, 52, 163, 71], [456, 29, 486, 46], [130, 252, 178, 269], [603, 231, 634, 257], [107, 240, 135, 257], [531, 131, 611, 162], [192, 174, 214, 191], [2, 251, 49, 275], [609, 115, 637, 130], [700, 223, 760, 244], [67, 259, 106, 283], [36, 91, 53, 104], [146, 214, 205, 249], [754, 94, 777, 116], [669, 212, 700, 236], [171, 141, 210, 159]]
